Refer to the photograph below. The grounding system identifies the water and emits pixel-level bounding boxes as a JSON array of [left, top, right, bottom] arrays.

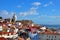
[[40, 25, 60, 29]]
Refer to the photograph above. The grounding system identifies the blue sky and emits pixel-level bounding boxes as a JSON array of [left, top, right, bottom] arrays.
[[0, 0, 60, 25]]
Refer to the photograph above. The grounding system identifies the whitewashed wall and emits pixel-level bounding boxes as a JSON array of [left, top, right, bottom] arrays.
[[39, 34, 60, 40]]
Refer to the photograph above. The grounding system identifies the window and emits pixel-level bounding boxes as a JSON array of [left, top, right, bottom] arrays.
[[51, 39, 53, 40], [47, 35, 48, 37], [49, 36, 50, 38], [55, 36, 56, 38], [46, 39, 50, 40], [52, 36, 53, 38]]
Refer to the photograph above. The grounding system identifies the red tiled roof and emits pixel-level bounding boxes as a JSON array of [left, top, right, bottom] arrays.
[[40, 30, 60, 35], [0, 32, 13, 35], [0, 37, 7, 40]]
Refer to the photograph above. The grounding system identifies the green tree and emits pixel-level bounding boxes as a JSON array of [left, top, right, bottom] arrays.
[[0, 16, 2, 19]]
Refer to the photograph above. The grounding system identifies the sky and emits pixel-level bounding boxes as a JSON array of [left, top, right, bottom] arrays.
[[0, 0, 60, 25]]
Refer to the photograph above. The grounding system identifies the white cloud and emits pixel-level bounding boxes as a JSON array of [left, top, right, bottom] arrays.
[[19, 2, 41, 17], [0, 10, 8, 15], [19, 7, 39, 17], [30, 7, 38, 10], [44, 4, 48, 7], [0, 10, 16, 19], [44, 1, 54, 7], [38, 15, 47, 18], [49, 16, 60, 18], [32, 2, 41, 6], [38, 15, 60, 19]]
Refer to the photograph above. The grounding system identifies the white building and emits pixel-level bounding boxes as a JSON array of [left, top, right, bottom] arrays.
[[0, 25, 3, 31], [12, 14, 17, 22], [39, 31, 60, 40]]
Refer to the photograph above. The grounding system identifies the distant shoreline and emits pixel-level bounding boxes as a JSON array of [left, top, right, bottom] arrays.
[[39, 24, 60, 29]]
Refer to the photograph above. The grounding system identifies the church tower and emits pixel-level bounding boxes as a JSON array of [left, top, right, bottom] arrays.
[[12, 14, 17, 22]]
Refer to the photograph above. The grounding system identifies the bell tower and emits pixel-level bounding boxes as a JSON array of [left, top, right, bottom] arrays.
[[12, 14, 17, 22]]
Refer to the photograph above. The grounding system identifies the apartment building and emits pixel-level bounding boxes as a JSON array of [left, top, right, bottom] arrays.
[[39, 29, 60, 40]]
